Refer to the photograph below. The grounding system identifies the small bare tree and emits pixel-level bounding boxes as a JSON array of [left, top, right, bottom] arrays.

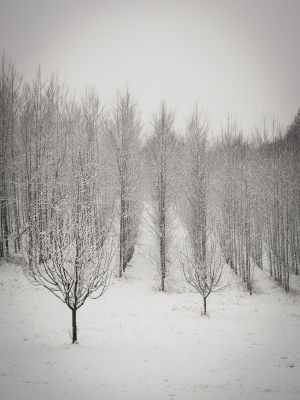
[[23, 209, 113, 343], [179, 235, 229, 315]]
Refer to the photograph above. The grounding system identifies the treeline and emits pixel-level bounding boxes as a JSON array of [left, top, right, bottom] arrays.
[[1, 54, 299, 302], [214, 117, 300, 293]]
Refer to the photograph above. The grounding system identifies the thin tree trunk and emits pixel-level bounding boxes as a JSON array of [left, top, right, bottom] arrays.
[[72, 308, 77, 343], [160, 181, 166, 291], [159, 128, 166, 291], [119, 181, 124, 277]]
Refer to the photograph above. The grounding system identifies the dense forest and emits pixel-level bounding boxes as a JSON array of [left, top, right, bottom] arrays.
[[0, 54, 299, 339]]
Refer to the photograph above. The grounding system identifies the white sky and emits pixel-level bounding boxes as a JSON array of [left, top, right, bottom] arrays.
[[1, 0, 299, 135]]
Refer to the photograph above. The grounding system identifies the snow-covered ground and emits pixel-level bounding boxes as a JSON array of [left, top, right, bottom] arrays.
[[1, 212, 300, 400]]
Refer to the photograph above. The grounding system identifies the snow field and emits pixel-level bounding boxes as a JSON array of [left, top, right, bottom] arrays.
[[1, 244, 300, 400]]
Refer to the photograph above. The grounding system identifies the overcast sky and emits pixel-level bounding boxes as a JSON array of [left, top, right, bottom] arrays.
[[1, 0, 299, 135]]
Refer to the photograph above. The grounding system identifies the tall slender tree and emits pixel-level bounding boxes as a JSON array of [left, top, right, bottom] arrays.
[[0, 54, 21, 257], [183, 107, 208, 268], [108, 90, 141, 277], [145, 102, 178, 291]]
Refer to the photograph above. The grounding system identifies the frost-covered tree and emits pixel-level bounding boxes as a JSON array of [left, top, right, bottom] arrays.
[[23, 94, 114, 343], [0, 54, 21, 257], [19, 69, 67, 266], [145, 102, 179, 291], [180, 234, 228, 315], [182, 107, 209, 267], [108, 90, 141, 277], [23, 201, 113, 343]]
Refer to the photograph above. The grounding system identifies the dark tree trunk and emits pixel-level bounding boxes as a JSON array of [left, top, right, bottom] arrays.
[[72, 308, 77, 343], [161, 271, 165, 292], [1, 196, 9, 257], [160, 210, 166, 292], [159, 153, 166, 292], [119, 181, 125, 277], [203, 297, 207, 315]]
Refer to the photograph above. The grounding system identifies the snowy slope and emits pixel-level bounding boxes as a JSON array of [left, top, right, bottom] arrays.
[[0, 210, 300, 400]]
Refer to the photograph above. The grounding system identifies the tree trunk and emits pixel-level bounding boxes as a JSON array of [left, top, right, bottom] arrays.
[[203, 296, 207, 315], [72, 308, 77, 344], [119, 216, 123, 278], [161, 271, 165, 292], [159, 204, 166, 291], [159, 145, 166, 291], [1, 193, 9, 257], [119, 180, 125, 278]]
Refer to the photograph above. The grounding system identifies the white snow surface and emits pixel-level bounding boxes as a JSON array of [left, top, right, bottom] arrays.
[[1, 211, 300, 400]]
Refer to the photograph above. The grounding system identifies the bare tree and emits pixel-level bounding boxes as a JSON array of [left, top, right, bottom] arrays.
[[181, 106, 209, 268], [179, 234, 229, 315], [22, 100, 115, 342], [145, 102, 179, 291], [23, 206, 113, 343], [0, 53, 21, 257], [108, 90, 142, 277], [19, 68, 61, 264]]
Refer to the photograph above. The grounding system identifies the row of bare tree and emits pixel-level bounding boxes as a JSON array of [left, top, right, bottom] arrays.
[[0, 56, 142, 341], [0, 54, 299, 337], [144, 105, 299, 298], [214, 115, 300, 293]]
